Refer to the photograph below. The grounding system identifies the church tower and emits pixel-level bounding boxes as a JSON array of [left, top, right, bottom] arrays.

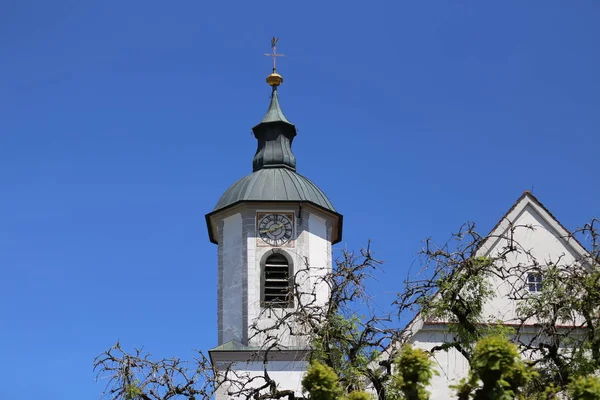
[[206, 38, 343, 398]]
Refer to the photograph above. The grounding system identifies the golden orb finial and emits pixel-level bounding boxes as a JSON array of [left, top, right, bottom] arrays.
[[264, 37, 284, 87], [266, 72, 283, 87]]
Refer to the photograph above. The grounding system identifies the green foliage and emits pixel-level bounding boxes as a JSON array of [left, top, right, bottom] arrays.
[[347, 391, 373, 400], [523, 383, 560, 400], [567, 376, 600, 400], [124, 381, 142, 400], [422, 257, 496, 360], [302, 361, 344, 400], [455, 335, 537, 400], [96, 226, 600, 400], [388, 345, 437, 400], [517, 263, 600, 388], [311, 313, 381, 393]]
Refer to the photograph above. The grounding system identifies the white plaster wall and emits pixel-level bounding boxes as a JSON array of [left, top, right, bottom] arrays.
[[220, 213, 244, 344], [479, 204, 579, 324], [245, 213, 256, 344], [307, 213, 330, 306], [246, 210, 298, 348], [215, 360, 308, 400], [410, 329, 468, 399], [246, 209, 334, 349], [216, 206, 324, 349], [214, 206, 335, 396], [410, 328, 555, 399]]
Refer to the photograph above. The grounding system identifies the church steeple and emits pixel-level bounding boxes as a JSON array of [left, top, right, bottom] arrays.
[[207, 37, 342, 246], [258, 86, 291, 125], [251, 38, 297, 172]]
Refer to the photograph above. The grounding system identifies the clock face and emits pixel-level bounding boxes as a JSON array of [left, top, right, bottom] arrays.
[[258, 213, 293, 246]]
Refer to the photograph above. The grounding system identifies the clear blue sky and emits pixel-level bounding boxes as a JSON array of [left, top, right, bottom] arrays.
[[1, 1, 599, 398]]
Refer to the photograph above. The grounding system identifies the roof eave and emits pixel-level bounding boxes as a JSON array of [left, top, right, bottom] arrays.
[[206, 200, 343, 245], [251, 120, 297, 137]]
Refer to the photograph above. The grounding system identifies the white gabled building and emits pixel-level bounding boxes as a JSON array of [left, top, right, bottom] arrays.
[[406, 191, 590, 399]]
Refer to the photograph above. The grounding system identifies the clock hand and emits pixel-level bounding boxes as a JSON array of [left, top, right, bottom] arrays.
[[261, 224, 284, 233], [260, 223, 285, 234]]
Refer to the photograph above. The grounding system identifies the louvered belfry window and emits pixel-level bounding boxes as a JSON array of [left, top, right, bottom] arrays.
[[263, 253, 293, 307]]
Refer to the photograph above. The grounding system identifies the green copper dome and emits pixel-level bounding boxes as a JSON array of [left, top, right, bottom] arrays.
[[214, 168, 336, 212], [210, 84, 337, 214], [206, 80, 342, 244]]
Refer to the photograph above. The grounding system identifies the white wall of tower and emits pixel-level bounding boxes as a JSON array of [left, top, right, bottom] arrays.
[[214, 204, 336, 400], [218, 213, 244, 345], [216, 204, 335, 348], [214, 359, 308, 400], [307, 212, 331, 306], [247, 207, 332, 349]]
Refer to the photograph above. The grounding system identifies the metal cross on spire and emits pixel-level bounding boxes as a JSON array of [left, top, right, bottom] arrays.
[[265, 37, 284, 73]]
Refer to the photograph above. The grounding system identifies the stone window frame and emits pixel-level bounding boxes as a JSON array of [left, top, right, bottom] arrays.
[[260, 248, 294, 308]]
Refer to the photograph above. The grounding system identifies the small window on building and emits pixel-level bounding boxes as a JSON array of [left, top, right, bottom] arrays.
[[527, 273, 543, 292], [263, 253, 293, 307]]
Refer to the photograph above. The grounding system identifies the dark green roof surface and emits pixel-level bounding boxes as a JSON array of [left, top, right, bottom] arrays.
[[258, 87, 292, 125], [214, 168, 336, 213]]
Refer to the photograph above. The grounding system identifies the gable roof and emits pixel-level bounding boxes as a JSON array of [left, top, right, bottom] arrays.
[[476, 191, 588, 260], [399, 190, 590, 341]]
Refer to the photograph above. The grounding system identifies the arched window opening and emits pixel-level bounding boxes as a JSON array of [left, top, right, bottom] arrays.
[[263, 253, 293, 308]]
